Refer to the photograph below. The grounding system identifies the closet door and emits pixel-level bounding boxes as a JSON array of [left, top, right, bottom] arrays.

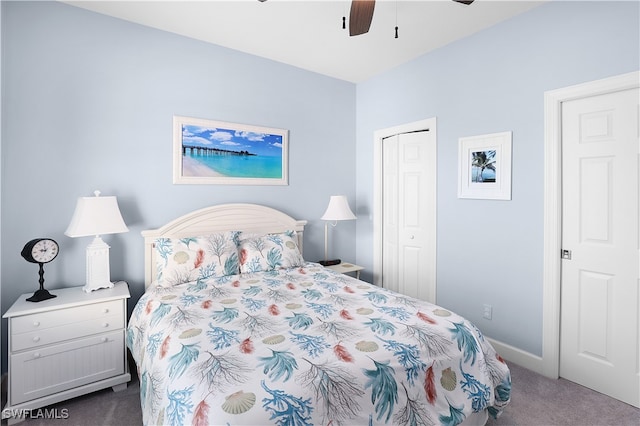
[[382, 131, 436, 302]]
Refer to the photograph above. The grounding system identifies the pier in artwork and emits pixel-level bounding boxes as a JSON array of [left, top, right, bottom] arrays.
[[182, 145, 256, 157]]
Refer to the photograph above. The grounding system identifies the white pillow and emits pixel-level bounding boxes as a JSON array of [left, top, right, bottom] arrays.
[[154, 231, 240, 286], [238, 230, 304, 274]]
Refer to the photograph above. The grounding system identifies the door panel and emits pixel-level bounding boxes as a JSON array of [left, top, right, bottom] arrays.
[[560, 88, 639, 407]]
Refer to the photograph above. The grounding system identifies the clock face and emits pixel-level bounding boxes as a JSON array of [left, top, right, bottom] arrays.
[[22, 238, 59, 264], [31, 239, 59, 263]]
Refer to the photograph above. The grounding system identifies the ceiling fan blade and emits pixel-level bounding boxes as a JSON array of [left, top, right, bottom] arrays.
[[452, 0, 475, 4], [349, 0, 376, 36]]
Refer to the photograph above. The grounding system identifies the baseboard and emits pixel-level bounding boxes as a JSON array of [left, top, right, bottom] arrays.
[[487, 337, 544, 375]]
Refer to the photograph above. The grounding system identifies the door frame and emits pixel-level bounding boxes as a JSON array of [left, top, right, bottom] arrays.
[[373, 117, 437, 295], [542, 71, 639, 378]]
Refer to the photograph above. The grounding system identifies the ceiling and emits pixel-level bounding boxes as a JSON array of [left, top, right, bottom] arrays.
[[63, 0, 547, 83]]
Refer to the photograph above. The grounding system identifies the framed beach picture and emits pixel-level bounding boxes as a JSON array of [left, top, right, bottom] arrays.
[[173, 116, 288, 185], [457, 131, 512, 200]]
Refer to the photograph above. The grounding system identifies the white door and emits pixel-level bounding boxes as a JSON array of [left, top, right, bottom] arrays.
[[382, 131, 436, 302], [560, 87, 639, 407]]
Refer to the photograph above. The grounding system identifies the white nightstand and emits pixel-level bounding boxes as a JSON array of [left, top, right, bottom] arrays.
[[2, 281, 131, 424], [325, 262, 364, 280]]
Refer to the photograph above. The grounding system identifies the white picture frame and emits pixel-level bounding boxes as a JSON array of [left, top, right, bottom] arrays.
[[173, 115, 289, 185], [457, 131, 512, 200]]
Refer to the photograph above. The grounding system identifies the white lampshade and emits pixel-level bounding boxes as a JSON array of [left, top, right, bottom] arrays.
[[65, 190, 128, 293], [321, 195, 357, 221], [319, 195, 356, 265], [65, 190, 129, 237]]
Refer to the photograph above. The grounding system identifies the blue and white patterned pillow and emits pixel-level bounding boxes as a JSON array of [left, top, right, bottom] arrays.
[[154, 231, 240, 286], [238, 230, 304, 274]]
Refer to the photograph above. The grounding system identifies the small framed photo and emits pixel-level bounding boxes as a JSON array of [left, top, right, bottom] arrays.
[[458, 131, 512, 200], [173, 116, 288, 185]]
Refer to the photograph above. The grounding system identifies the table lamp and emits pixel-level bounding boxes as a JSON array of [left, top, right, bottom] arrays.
[[319, 195, 356, 266], [65, 190, 129, 292]]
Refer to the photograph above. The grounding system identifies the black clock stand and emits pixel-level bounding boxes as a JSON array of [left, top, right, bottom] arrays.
[[26, 263, 57, 302]]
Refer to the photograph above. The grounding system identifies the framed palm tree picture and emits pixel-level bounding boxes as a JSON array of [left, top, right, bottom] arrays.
[[458, 131, 512, 200]]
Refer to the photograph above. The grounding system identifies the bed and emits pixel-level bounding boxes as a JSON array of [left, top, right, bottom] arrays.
[[127, 203, 511, 426]]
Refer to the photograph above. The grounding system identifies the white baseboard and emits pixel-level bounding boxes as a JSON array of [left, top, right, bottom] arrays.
[[487, 337, 544, 375]]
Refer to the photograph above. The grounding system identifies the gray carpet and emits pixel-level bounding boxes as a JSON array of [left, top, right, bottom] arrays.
[[11, 362, 640, 425], [487, 363, 639, 426]]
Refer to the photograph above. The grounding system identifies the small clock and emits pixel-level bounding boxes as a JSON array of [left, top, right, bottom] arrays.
[[21, 238, 59, 302], [21, 238, 59, 264]]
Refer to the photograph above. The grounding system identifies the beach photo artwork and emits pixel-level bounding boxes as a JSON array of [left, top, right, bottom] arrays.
[[471, 150, 497, 183], [458, 131, 512, 200], [173, 116, 288, 185]]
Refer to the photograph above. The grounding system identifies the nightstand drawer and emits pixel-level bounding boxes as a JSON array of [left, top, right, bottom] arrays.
[[10, 330, 125, 405], [12, 314, 124, 351], [11, 300, 123, 334]]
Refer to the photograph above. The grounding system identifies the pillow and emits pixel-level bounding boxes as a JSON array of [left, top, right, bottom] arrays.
[[154, 231, 240, 286], [238, 230, 304, 274]]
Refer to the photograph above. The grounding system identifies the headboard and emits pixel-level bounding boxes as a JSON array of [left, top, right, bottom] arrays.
[[141, 203, 307, 289]]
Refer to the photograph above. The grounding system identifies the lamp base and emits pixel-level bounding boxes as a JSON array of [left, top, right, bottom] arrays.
[[84, 236, 114, 293], [26, 289, 57, 302], [83, 281, 114, 293], [318, 259, 341, 266]]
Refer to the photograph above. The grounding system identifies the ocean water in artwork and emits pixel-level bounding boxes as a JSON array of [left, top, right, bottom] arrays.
[[471, 166, 496, 183], [188, 153, 282, 178]]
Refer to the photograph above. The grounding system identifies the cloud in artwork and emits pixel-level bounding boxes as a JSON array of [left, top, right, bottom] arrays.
[[182, 135, 213, 146], [235, 130, 266, 142]]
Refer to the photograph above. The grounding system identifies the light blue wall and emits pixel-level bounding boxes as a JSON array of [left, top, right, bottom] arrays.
[[0, 1, 356, 372], [355, 0, 639, 356]]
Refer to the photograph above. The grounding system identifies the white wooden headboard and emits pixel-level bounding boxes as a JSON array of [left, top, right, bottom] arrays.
[[141, 203, 307, 288]]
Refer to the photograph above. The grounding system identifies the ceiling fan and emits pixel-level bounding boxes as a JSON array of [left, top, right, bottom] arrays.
[[349, 0, 475, 37]]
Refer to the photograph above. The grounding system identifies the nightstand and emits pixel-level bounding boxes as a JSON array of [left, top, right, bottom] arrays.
[[325, 262, 364, 280], [2, 281, 131, 424]]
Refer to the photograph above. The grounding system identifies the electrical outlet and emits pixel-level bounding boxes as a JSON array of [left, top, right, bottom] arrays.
[[483, 304, 492, 320]]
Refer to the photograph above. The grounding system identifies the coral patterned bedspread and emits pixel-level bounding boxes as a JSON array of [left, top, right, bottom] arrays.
[[127, 262, 511, 426]]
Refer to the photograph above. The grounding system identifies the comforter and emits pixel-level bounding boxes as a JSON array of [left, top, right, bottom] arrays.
[[127, 262, 510, 426]]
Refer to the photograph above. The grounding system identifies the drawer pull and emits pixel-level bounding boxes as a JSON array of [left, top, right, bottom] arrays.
[[33, 321, 40, 327], [101, 337, 108, 343], [33, 353, 41, 359], [103, 323, 109, 328], [102, 308, 110, 314], [32, 336, 40, 343]]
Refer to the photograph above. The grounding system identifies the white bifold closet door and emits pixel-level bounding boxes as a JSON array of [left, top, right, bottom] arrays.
[[381, 131, 436, 303]]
